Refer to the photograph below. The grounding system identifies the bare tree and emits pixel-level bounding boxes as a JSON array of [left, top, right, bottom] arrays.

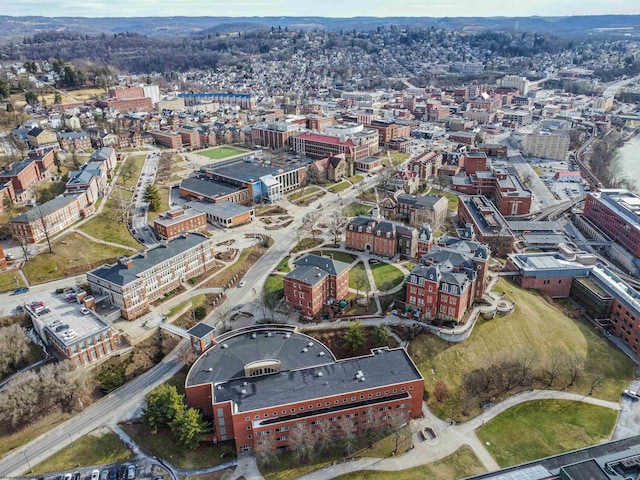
[[327, 210, 346, 245], [110, 192, 133, 224], [543, 351, 566, 388], [301, 211, 321, 241], [34, 204, 55, 254], [118, 158, 136, 187], [289, 423, 314, 464], [254, 435, 277, 468], [566, 353, 585, 387], [377, 168, 395, 191], [337, 416, 358, 456], [12, 228, 31, 261], [0, 324, 31, 378], [588, 370, 606, 396], [516, 349, 538, 386]]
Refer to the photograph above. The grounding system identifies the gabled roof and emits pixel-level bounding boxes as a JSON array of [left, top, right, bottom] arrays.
[[292, 253, 351, 276], [11, 194, 82, 223]]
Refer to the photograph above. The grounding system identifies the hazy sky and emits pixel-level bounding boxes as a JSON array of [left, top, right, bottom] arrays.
[[5, 0, 640, 18]]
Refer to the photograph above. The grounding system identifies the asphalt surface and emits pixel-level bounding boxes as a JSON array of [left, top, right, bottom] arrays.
[[506, 148, 557, 209], [130, 151, 160, 247]]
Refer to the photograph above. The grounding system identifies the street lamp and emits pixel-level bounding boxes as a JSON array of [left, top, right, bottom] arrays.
[[22, 451, 31, 473]]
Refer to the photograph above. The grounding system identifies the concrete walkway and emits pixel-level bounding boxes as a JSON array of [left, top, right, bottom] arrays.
[[74, 229, 139, 252]]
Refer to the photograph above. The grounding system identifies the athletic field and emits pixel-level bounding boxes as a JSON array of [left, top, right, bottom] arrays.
[[198, 146, 247, 160]]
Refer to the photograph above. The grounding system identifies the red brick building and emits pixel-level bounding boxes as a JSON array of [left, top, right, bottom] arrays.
[[408, 151, 443, 179], [405, 236, 490, 322], [0, 159, 42, 203], [284, 254, 350, 318], [185, 326, 424, 454], [153, 207, 208, 240], [583, 189, 640, 257], [345, 208, 418, 258], [180, 129, 202, 149], [149, 131, 183, 149]]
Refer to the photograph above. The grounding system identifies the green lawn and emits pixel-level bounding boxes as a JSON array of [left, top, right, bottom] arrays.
[[122, 423, 235, 470], [408, 278, 635, 421], [276, 256, 291, 273], [370, 262, 405, 291], [79, 192, 141, 249], [386, 152, 410, 167], [332, 446, 486, 480], [22, 233, 131, 284], [348, 263, 370, 292], [328, 181, 351, 193], [0, 270, 26, 293], [147, 186, 171, 222], [117, 154, 146, 189], [264, 274, 284, 304], [349, 175, 364, 184], [441, 191, 459, 210], [31, 431, 132, 474], [477, 400, 618, 468], [342, 202, 371, 217], [309, 250, 357, 264], [198, 146, 246, 160], [288, 186, 321, 202]]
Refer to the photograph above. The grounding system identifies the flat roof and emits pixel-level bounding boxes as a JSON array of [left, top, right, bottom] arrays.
[[26, 290, 111, 346], [207, 158, 305, 184], [180, 176, 245, 200], [153, 207, 205, 227], [186, 327, 422, 413], [187, 200, 254, 220]]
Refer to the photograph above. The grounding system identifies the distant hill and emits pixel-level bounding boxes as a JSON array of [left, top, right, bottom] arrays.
[[0, 14, 639, 43]]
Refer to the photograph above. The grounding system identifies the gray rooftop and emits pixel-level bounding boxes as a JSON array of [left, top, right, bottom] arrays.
[[89, 233, 210, 286], [153, 207, 205, 227], [207, 157, 305, 184], [11, 194, 82, 223], [186, 327, 422, 413], [293, 253, 351, 276], [285, 264, 329, 286], [187, 200, 254, 220], [180, 176, 245, 200], [0, 159, 34, 178]]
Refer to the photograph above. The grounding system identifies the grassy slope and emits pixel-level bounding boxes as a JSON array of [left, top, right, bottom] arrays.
[[409, 278, 634, 420], [332, 446, 485, 480], [477, 400, 618, 467]]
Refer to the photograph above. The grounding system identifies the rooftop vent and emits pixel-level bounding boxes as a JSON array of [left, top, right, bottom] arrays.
[[267, 332, 272, 337], [308, 342, 314, 347], [217, 385, 223, 390], [243, 381, 248, 386], [359, 377, 366, 382], [315, 371, 323, 378], [355, 370, 364, 379], [222, 343, 228, 349], [252, 333, 257, 339], [285, 333, 291, 338], [205, 367, 213, 372], [318, 351, 325, 357], [240, 389, 247, 395], [302, 348, 308, 353]]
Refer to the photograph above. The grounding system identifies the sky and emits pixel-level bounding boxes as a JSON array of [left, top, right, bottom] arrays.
[[3, 0, 640, 18]]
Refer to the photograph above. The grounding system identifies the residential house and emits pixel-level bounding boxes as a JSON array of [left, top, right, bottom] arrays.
[[26, 127, 59, 150]]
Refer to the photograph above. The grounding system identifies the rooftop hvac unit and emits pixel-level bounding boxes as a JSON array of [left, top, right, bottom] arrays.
[[240, 389, 247, 395], [252, 333, 257, 339], [267, 332, 272, 337], [302, 348, 308, 353], [217, 385, 223, 390], [285, 333, 291, 338], [359, 377, 366, 382], [319, 351, 325, 357], [316, 372, 323, 378], [205, 367, 213, 372], [308, 342, 314, 347], [222, 344, 228, 349]]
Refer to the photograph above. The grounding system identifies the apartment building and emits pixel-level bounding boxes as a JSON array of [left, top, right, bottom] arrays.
[[153, 207, 208, 240], [149, 131, 183, 149], [284, 254, 351, 318], [179, 92, 256, 110], [87, 233, 217, 320], [10, 193, 93, 243], [522, 132, 570, 161], [57, 131, 92, 151], [366, 120, 411, 146], [405, 236, 490, 323], [185, 326, 424, 454], [584, 189, 640, 258]]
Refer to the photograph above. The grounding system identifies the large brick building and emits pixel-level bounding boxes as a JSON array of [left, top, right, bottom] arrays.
[[185, 326, 424, 454], [284, 254, 351, 318], [405, 236, 490, 322], [451, 161, 532, 217], [153, 207, 208, 240], [251, 122, 302, 149], [457, 195, 515, 257], [10, 193, 93, 243], [583, 189, 640, 258], [345, 207, 419, 259], [290, 132, 378, 164], [87, 233, 217, 320]]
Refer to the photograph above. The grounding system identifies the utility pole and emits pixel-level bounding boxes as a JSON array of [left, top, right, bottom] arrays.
[[22, 451, 31, 473]]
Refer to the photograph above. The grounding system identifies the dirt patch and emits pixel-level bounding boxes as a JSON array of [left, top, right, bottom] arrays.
[[305, 327, 398, 360], [256, 205, 288, 217], [216, 248, 237, 262]]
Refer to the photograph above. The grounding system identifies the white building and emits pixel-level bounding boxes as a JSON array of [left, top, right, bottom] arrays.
[[498, 75, 530, 95], [522, 132, 570, 161]]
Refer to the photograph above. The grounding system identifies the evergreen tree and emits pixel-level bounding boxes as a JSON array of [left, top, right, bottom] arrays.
[[144, 184, 161, 212], [344, 321, 367, 351], [143, 384, 184, 434], [169, 407, 208, 449]]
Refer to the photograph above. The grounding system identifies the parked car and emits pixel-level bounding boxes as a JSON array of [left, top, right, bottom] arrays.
[[100, 471, 108, 480], [108, 468, 117, 480], [118, 465, 127, 480], [63, 474, 72, 480], [127, 465, 135, 480], [80, 307, 91, 315], [73, 472, 81, 480], [623, 389, 639, 401], [91, 470, 100, 480], [12, 287, 29, 295], [238, 281, 246, 288]]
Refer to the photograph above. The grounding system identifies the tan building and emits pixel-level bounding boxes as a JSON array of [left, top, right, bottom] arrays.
[[522, 132, 570, 161], [87, 233, 217, 320], [153, 207, 208, 240], [27, 127, 59, 150]]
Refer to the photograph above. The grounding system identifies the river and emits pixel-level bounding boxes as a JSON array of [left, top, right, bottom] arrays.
[[617, 133, 640, 190]]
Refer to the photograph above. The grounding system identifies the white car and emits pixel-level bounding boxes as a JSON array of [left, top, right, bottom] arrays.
[[80, 307, 91, 315], [238, 281, 246, 288], [92, 470, 100, 480]]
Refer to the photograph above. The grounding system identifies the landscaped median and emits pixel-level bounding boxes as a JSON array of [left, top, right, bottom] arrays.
[[476, 400, 618, 467]]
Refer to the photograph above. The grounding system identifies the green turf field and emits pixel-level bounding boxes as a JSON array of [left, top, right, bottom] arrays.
[[198, 146, 246, 160]]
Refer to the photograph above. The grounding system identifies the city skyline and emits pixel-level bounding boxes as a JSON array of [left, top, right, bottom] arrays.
[[4, 0, 640, 18]]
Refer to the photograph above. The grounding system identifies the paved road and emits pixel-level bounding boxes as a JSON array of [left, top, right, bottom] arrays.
[[0, 341, 188, 478], [506, 148, 557, 210], [130, 151, 160, 246]]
